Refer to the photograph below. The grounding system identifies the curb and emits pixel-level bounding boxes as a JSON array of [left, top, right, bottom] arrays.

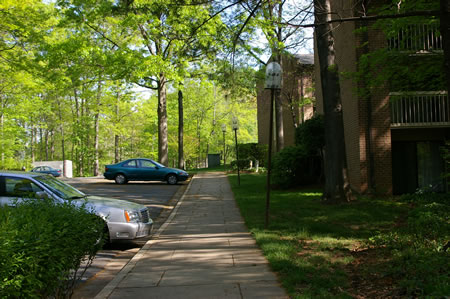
[[93, 175, 196, 299]]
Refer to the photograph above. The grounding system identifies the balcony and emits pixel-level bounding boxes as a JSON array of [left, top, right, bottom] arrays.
[[390, 91, 450, 128], [388, 23, 442, 53]]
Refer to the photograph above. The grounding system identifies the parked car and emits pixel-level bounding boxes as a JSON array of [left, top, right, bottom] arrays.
[[104, 158, 189, 185], [31, 166, 62, 177], [0, 171, 153, 242]]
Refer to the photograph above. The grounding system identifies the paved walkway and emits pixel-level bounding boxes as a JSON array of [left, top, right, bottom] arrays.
[[95, 172, 288, 299]]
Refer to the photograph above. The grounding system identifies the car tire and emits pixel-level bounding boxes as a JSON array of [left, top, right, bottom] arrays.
[[167, 174, 178, 185], [115, 174, 128, 184]]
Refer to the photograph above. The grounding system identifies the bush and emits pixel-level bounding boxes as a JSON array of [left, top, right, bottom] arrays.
[[271, 145, 320, 188], [0, 199, 105, 298], [237, 143, 268, 167], [230, 159, 251, 170], [371, 193, 450, 296], [295, 114, 324, 153]]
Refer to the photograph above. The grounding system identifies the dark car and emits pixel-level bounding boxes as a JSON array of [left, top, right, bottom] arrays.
[[31, 166, 62, 177], [104, 158, 189, 185]]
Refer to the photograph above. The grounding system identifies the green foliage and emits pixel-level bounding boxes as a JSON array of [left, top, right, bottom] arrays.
[[272, 115, 324, 188], [295, 114, 325, 152], [272, 145, 311, 188], [0, 199, 105, 298], [371, 193, 450, 296], [237, 143, 267, 166]]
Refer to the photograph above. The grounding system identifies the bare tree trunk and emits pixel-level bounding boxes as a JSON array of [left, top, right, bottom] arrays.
[[114, 90, 120, 163], [275, 90, 284, 152], [178, 90, 185, 169], [0, 109, 4, 164], [50, 129, 55, 160], [31, 125, 35, 163], [93, 79, 102, 176], [157, 73, 169, 166], [314, 0, 353, 203], [441, 0, 450, 94], [45, 129, 49, 161]]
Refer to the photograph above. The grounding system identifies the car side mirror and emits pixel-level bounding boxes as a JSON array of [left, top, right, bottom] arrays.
[[35, 191, 49, 199]]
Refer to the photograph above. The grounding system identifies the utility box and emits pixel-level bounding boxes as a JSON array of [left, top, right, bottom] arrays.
[[207, 154, 221, 168]]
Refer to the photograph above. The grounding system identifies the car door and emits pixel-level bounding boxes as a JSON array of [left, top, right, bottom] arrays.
[[121, 159, 139, 179], [0, 176, 44, 207], [138, 159, 165, 181]]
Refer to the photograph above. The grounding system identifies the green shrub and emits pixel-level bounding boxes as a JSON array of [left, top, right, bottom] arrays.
[[237, 143, 268, 167], [295, 114, 325, 152], [230, 159, 252, 170], [371, 193, 450, 296], [0, 199, 105, 298], [271, 145, 317, 188]]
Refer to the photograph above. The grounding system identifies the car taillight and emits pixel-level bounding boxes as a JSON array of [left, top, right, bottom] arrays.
[[105, 167, 109, 172]]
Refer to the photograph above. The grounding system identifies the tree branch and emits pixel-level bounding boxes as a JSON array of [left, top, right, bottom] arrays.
[[286, 10, 440, 28]]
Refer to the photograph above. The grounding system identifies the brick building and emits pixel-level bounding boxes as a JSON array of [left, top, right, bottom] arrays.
[[314, 2, 449, 195], [257, 54, 315, 149]]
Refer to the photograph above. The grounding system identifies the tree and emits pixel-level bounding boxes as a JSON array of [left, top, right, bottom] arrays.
[[314, 0, 353, 203]]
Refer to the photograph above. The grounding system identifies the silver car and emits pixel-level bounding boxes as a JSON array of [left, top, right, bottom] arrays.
[[0, 171, 153, 242]]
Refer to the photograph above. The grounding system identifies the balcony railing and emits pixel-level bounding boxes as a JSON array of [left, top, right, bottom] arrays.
[[390, 91, 450, 128], [388, 24, 442, 52]]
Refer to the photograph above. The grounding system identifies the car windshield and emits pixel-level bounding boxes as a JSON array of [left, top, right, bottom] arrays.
[[152, 160, 165, 168], [35, 175, 86, 200]]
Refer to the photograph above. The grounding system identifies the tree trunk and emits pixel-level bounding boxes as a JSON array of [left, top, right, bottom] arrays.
[[31, 125, 35, 163], [114, 90, 120, 163], [314, 0, 353, 203], [441, 0, 450, 94], [178, 89, 185, 169], [157, 73, 169, 166], [45, 129, 49, 161], [93, 79, 102, 176], [275, 90, 284, 152]]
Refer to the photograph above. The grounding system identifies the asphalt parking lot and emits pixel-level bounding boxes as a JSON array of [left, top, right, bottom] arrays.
[[63, 177, 189, 299]]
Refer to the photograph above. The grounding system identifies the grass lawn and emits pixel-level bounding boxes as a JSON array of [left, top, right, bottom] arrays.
[[227, 172, 410, 298]]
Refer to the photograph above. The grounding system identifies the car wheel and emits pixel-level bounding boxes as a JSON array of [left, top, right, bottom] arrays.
[[167, 174, 178, 185], [115, 174, 128, 184]]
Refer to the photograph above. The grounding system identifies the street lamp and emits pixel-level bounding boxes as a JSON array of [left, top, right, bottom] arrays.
[[264, 61, 282, 228], [221, 124, 227, 166], [232, 116, 240, 186]]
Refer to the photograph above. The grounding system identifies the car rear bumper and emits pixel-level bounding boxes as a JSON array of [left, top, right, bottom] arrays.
[[104, 173, 115, 180], [108, 220, 153, 240]]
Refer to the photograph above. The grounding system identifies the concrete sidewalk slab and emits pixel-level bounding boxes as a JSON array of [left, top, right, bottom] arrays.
[[95, 172, 288, 299]]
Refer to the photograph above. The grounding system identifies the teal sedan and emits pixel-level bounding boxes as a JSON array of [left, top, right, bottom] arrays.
[[104, 158, 189, 185]]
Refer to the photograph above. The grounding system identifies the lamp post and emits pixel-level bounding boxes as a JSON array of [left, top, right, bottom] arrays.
[[221, 124, 227, 166], [264, 61, 282, 228], [232, 116, 240, 186]]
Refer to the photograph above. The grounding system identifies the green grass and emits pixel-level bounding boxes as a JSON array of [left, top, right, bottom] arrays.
[[227, 172, 409, 298]]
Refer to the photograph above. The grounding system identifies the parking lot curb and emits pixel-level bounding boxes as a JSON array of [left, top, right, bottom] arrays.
[[93, 175, 195, 299]]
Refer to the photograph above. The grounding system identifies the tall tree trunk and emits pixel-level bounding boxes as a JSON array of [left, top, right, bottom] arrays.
[[275, 2, 284, 152], [31, 125, 35, 163], [93, 79, 102, 176], [275, 90, 284, 152], [50, 129, 54, 160], [441, 0, 450, 94], [178, 89, 185, 169], [314, 0, 353, 203], [0, 109, 4, 165], [57, 101, 65, 176], [157, 73, 168, 166], [45, 129, 49, 161], [114, 89, 120, 163]]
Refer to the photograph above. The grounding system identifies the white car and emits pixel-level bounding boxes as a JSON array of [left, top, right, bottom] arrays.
[[0, 171, 153, 242]]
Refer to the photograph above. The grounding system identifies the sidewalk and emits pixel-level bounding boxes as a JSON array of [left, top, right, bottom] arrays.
[[94, 172, 288, 299]]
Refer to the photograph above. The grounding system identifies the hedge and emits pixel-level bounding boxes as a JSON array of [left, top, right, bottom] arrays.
[[0, 199, 105, 298]]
